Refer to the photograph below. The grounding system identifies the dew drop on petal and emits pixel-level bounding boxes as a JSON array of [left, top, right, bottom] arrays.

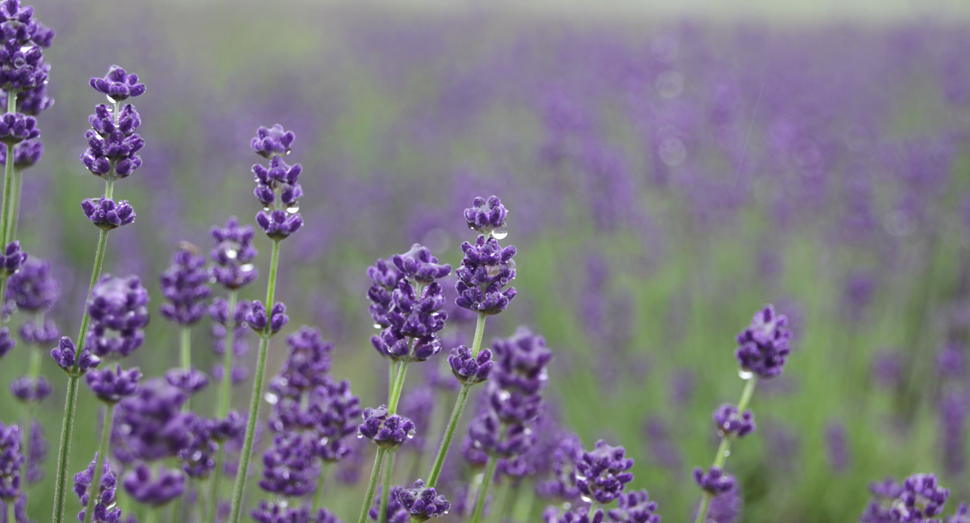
[[490, 223, 508, 240]]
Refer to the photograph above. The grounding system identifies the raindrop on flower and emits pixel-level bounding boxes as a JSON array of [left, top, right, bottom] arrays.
[[738, 369, 754, 380], [407, 428, 416, 439], [286, 205, 300, 214], [490, 222, 508, 240], [264, 392, 279, 405]]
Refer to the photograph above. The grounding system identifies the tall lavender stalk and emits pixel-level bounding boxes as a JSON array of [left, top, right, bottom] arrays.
[[225, 124, 303, 523], [50, 65, 145, 523], [693, 305, 791, 523], [426, 196, 516, 489]]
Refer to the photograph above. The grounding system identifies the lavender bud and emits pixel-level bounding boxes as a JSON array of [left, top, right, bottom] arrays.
[[252, 502, 343, 523], [6, 257, 56, 311], [258, 433, 319, 497], [893, 473, 949, 520], [18, 318, 58, 345], [255, 209, 303, 241], [0, 241, 26, 275], [86, 275, 150, 359], [455, 234, 517, 316], [693, 466, 734, 495], [209, 411, 245, 442], [448, 345, 493, 384], [210, 217, 258, 290], [122, 463, 184, 507], [51, 336, 100, 374], [165, 367, 208, 396], [9, 375, 50, 403], [395, 479, 451, 521], [369, 485, 409, 523], [73, 453, 121, 523], [250, 124, 295, 158], [712, 404, 755, 438], [246, 300, 288, 335], [464, 195, 509, 236], [467, 411, 534, 458], [358, 405, 415, 450], [575, 440, 635, 504], [81, 196, 136, 230], [0, 112, 38, 144], [84, 364, 141, 404], [0, 422, 23, 501], [0, 327, 13, 359], [390, 244, 452, 284], [607, 490, 661, 523], [0, 138, 41, 167], [159, 244, 211, 326], [734, 305, 792, 379], [179, 415, 217, 479], [16, 84, 53, 116], [542, 506, 605, 523], [89, 65, 145, 101]]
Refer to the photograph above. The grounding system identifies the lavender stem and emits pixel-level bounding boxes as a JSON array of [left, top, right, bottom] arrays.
[[227, 239, 281, 523], [426, 313, 486, 487], [311, 463, 329, 512], [377, 452, 394, 523], [6, 497, 14, 523], [6, 166, 21, 240], [470, 456, 498, 523], [52, 225, 110, 523], [694, 377, 758, 523], [357, 448, 388, 523], [82, 404, 116, 523]]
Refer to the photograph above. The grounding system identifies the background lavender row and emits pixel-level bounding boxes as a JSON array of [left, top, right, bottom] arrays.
[[2, 0, 969, 521]]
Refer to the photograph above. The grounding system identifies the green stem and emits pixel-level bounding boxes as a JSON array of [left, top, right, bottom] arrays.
[[311, 463, 329, 512], [82, 404, 116, 523], [491, 478, 513, 523], [52, 227, 110, 523], [180, 327, 192, 411], [226, 240, 281, 523], [6, 166, 21, 241], [511, 484, 534, 523], [388, 361, 409, 414], [206, 446, 225, 523], [426, 312, 487, 488], [6, 497, 15, 523], [145, 507, 158, 523], [0, 88, 16, 256], [357, 449, 388, 523], [694, 377, 758, 523], [377, 452, 395, 523], [471, 457, 498, 523]]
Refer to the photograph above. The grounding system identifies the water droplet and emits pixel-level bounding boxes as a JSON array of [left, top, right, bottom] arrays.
[[286, 205, 300, 213], [226, 249, 238, 260], [490, 222, 508, 240], [357, 433, 364, 439], [407, 428, 416, 439], [373, 323, 382, 330], [264, 392, 279, 405], [192, 451, 202, 461], [738, 369, 754, 380], [724, 450, 731, 457], [443, 510, 450, 515], [240, 264, 255, 273]]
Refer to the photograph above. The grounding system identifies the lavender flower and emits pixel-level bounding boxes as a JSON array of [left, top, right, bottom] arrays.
[[543, 506, 605, 523], [0, 112, 36, 144], [81, 196, 135, 230], [490, 327, 552, 396], [268, 326, 333, 398], [395, 480, 451, 521], [209, 411, 245, 443], [81, 96, 144, 180], [251, 124, 303, 240], [159, 244, 211, 326], [894, 474, 949, 521], [366, 257, 404, 328], [0, 138, 41, 167], [210, 217, 258, 290], [608, 490, 661, 523], [455, 234, 517, 315], [307, 379, 361, 462], [575, 440, 635, 504], [18, 318, 57, 345], [0, 241, 25, 275], [122, 463, 184, 507], [86, 275, 150, 359], [693, 466, 735, 495], [0, 423, 23, 500], [9, 375, 50, 403], [0, 328, 12, 359], [536, 432, 583, 501], [89, 65, 145, 101], [258, 433, 319, 497], [25, 422, 43, 485], [358, 405, 415, 449], [73, 454, 121, 523], [948, 504, 969, 523], [0, 0, 53, 93], [368, 485, 409, 523], [6, 257, 57, 312], [826, 420, 850, 473], [704, 485, 742, 523], [448, 345, 493, 384], [734, 305, 792, 379], [14, 84, 52, 116], [466, 411, 534, 458], [390, 244, 452, 284], [371, 281, 448, 362], [252, 502, 343, 523], [51, 337, 100, 375], [84, 365, 141, 404], [246, 300, 288, 335], [165, 367, 208, 396], [178, 415, 216, 479], [713, 404, 755, 438], [111, 379, 190, 463], [464, 195, 508, 236], [939, 391, 966, 476]]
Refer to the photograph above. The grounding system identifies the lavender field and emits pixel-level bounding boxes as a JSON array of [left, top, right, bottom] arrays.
[[0, 1, 968, 522]]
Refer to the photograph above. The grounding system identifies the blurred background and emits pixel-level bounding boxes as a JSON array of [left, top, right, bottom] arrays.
[[2, 0, 970, 521]]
